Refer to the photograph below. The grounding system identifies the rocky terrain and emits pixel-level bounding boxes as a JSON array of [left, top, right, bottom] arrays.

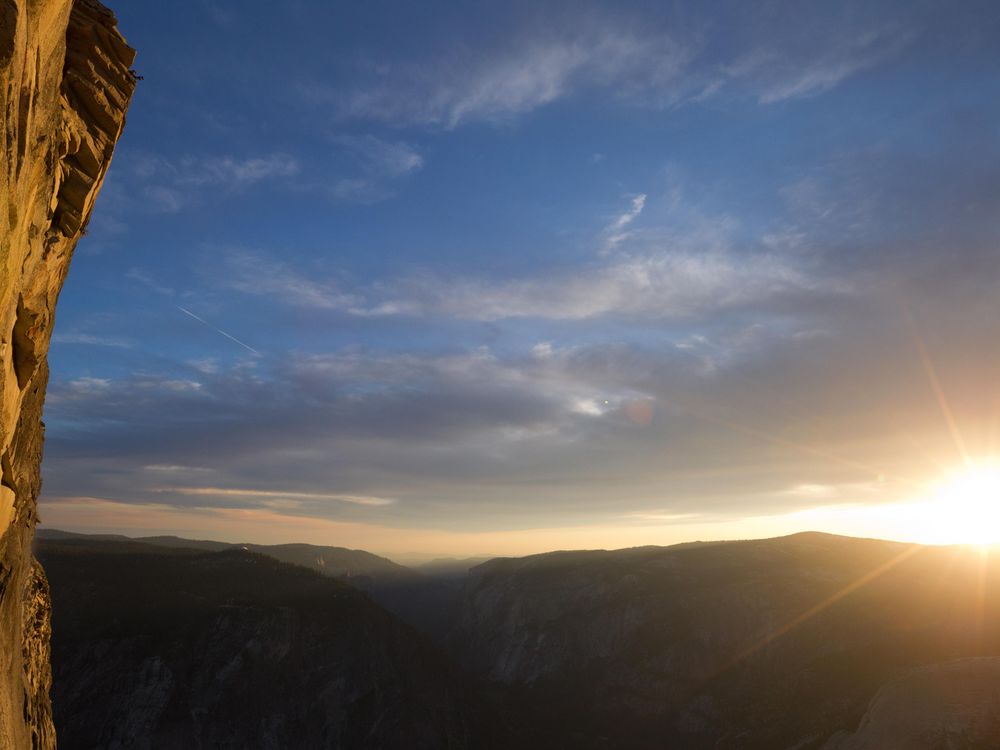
[[0, 1, 134, 746], [37, 537, 483, 749], [824, 657, 1000, 750]]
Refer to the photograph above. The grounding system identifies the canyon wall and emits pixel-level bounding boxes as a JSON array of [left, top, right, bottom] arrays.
[[0, 1, 134, 746], [451, 534, 1000, 748]]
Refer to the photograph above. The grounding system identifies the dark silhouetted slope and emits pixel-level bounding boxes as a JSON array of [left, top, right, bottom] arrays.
[[37, 529, 415, 585], [38, 538, 480, 749], [37, 529, 463, 640], [452, 532, 1000, 748]]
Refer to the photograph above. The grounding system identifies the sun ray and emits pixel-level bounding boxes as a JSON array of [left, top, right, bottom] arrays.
[[662, 393, 926, 492], [975, 547, 989, 642], [724, 543, 924, 669], [680, 543, 927, 707], [902, 302, 970, 465]]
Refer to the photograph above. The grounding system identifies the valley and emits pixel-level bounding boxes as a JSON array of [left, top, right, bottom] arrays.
[[37, 531, 1000, 749]]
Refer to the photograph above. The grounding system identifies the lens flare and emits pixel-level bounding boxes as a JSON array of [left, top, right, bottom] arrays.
[[916, 460, 1000, 546]]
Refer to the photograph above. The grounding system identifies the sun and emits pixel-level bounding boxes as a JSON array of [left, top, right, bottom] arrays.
[[918, 461, 1000, 546]]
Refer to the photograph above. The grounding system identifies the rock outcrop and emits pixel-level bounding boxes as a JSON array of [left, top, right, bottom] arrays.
[[823, 657, 1000, 750], [0, 1, 134, 746]]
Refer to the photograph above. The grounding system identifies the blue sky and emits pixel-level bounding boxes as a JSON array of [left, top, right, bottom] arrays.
[[39, 0, 1000, 557]]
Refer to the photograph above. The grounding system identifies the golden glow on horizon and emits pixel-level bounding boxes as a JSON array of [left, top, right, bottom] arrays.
[[36, 463, 1000, 560], [763, 460, 1000, 548], [908, 461, 1000, 546]]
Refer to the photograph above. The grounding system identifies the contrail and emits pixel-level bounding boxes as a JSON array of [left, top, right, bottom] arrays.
[[177, 306, 259, 355]]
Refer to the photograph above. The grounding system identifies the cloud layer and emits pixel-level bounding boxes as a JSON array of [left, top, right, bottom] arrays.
[[43, 0, 1000, 553], [322, 4, 918, 128]]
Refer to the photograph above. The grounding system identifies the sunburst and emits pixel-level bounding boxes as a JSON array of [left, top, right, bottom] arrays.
[[917, 461, 1000, 546]]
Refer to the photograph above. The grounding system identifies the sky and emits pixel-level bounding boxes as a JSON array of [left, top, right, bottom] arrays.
[[38, 0, 1000, 559]]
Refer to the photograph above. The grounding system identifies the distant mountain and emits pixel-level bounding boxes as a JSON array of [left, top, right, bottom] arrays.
[[112, 534, 232, 551], [241, 542, 418, 586], [36, 530, 462, 642], [37, 538, 488, 749], [37, 529, 417, 586], [36, 528, 137, 543], [451, 532, 1000, 749]]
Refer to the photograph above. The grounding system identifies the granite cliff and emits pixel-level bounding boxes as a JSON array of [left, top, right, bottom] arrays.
[[0, 1, 134, 746]]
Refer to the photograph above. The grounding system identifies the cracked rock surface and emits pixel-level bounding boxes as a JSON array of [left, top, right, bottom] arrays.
[[0, 1, 134, 746]]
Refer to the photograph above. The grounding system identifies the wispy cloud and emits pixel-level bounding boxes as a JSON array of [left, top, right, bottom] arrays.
[[329, 21, 692, 128], [336, 135, 424, 177], [743, 26, 915, 104], [358, 250, 835, 321], [605, 193, 646, 249], [126, 268, 176, 297], [322, 7, 915, 129], [329, 134, 424, 202], [65, 377, 112, 395], [220, 196, 846, 322], [52, 333, 134, 349], [144, 464, 216, 473], [161, 487, 395, 506], [134, 152, 300, 188], [215, 248, 361, 310], [132, 152, 300, 213]]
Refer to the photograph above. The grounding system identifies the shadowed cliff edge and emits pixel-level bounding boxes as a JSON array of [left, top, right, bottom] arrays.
[[0, 1, 134, 746]]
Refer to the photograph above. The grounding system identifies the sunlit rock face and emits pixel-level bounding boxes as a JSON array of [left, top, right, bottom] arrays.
[[0, 1, 134, 746]]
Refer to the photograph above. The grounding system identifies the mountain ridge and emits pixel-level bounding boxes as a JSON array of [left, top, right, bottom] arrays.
[[38, 537, 483, 748], [37, 527, 418, 583]]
